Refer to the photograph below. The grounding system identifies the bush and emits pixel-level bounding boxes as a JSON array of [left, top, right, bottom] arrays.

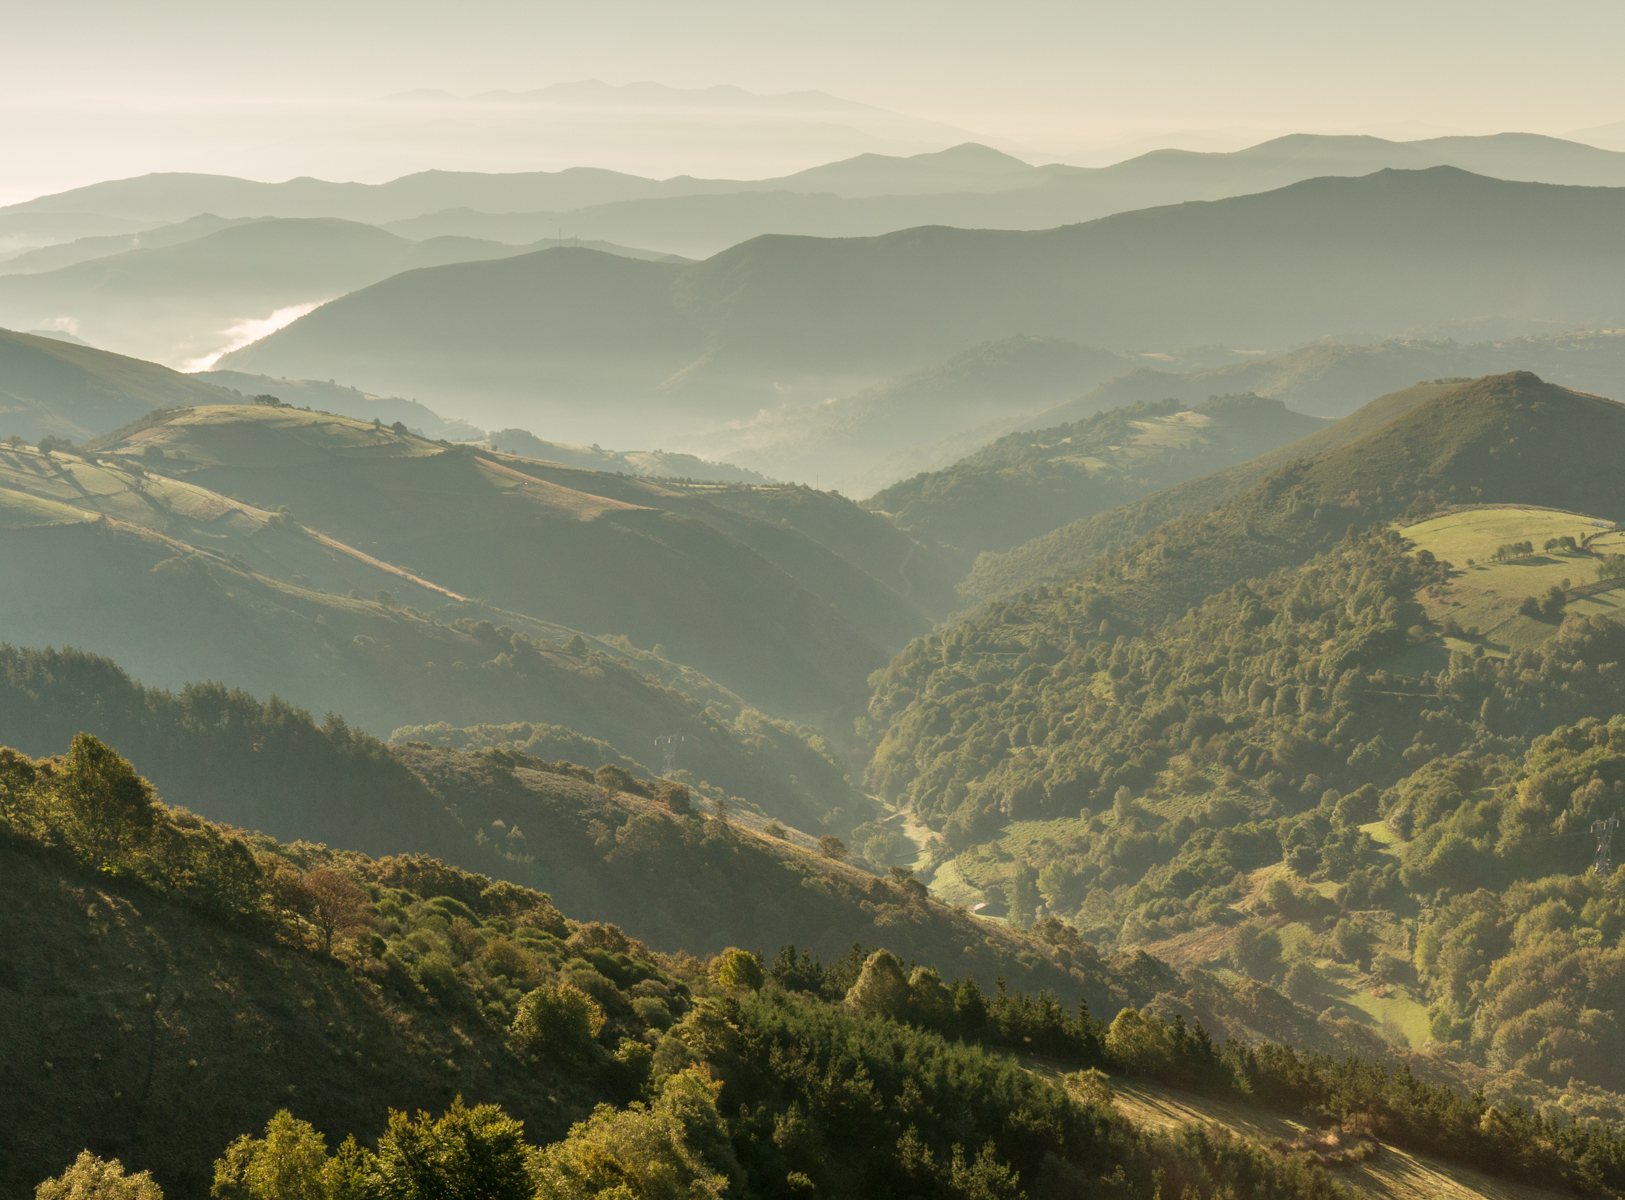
[[1283, 960, 1321, 1002], [816, 835, 847, 861], [511, 981, 606, 1058]]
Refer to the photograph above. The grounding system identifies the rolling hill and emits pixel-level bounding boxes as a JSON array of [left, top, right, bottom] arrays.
[[221, 169, 1625, 442], [0, 327, 239, 442], [689, 334, 1134, 493], [0, 218, 553, 368], [79, 404, 922, 714], [1031, 330, 1625, 422], [867, 393, 1329, 558], [960, 380, 1466, 605]]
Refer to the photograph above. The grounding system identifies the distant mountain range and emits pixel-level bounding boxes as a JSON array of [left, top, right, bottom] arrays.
[[11, 132, 1625, 259], [221, 168, 1625, 444]]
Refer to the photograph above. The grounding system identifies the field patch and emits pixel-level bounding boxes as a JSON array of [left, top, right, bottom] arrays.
[[1402, 505, 1625, 654]]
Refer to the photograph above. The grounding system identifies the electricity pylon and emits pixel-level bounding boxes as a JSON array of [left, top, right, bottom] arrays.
[[1593, 814, 1619, 875], [655, 734, 683, 776]]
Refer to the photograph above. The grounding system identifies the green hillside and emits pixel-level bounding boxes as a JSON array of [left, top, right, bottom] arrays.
[[961, 380, 1462, 606], [221, 170, 1625, 435], [0, 327, 238, 441], [869, 393, 1328, 559], [85, 404, 901, 714], [9, 735, 1624, 1200]]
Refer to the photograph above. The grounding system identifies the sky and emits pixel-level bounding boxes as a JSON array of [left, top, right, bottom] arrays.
[[6, 0, 1625, 203]]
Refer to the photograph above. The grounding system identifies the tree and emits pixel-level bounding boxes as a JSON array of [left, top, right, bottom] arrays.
[[371, 1098, 532, 1200], [653, 781, 692, 816], [1228, 921, 1284, 981], [212, 1110, 339, 1200], [36, 1151, 163, 1200], [53, 734, 161, 870], [710, 948, 764, 992], [531, 1068, 732, 1199], [816, 835, 847, 861], [300, 870, 370, 956], [845, 949, 910, 1021], [511, 982, 605, 1058]]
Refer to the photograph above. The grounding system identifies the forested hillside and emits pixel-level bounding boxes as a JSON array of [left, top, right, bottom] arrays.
[[869, 393, 1327, 558], [959, 380, 1462, 606], [962, 374, 1625, 626], [9, 733, 1625, 1200]]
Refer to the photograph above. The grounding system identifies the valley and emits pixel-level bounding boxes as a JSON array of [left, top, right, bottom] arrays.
[[14, 94, 1625, 1200]]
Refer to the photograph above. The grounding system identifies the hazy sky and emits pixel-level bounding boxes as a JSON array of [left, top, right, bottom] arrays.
[[6, 0, 1625, 202]]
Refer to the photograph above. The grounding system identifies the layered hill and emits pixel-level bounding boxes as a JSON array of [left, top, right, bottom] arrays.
[[868, 393, 1329, 558], [866, 373, 1625, 839], [81, 405, 927, 710], [961, 380, 1465, 605], [691, 335, 1133, 493], [0, 328, 238, 441], [0, 218, 551, 368], [1033, 329, 1625, 422], [222, 169, 1625, 438]]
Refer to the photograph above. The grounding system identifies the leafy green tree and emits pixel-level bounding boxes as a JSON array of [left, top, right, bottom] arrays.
[[710, 948, 764, 992], [1228, 921, 1284, 982], [54, 733, 160, 870], [370, 1098, 531, 1200], [845, 949, 911, 1020], [212, 1110, 346, 1200], [36, 1151, 163, 1200], [531, 1068, 732, 1199], [512, 982, 605, 1058]]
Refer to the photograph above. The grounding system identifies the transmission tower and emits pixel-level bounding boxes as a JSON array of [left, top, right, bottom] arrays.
[[1593, 814, 1619, 875], [654, 734, 684, 776]]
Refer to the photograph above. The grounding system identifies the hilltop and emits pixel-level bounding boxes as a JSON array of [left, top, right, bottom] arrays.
[[961, 379, 1464, 605], [221, 169, 1625, 437], [868, 393, 1329, 558]]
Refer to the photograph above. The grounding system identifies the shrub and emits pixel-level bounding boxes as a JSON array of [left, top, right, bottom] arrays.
[[594, 764, 650, 798], [816, 835, 847, 861], [654, 780, 692, 816], [512, 982, 606, 1058]]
